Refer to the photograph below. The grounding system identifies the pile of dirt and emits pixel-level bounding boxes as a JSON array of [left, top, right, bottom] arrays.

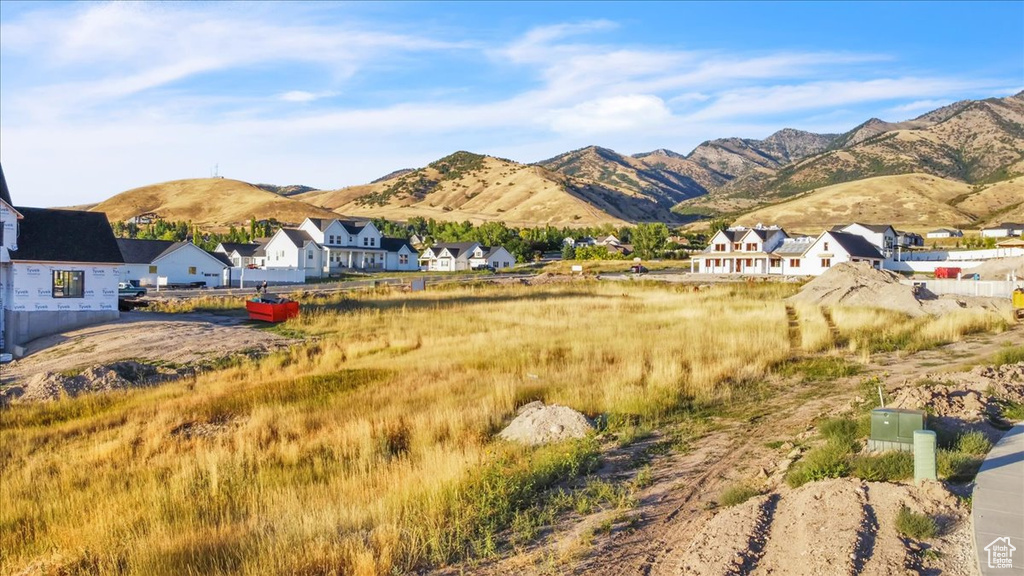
[[889, 361, 1024, 436], [498, 401, 595, 445], [967, 255, 1024, 281], [8, 361, 170, 403], [788, 262, 929, 316], [681, 479, 972, 576]]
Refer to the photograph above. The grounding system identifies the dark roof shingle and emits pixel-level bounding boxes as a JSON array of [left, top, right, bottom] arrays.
[[828, 231, 884, 259], [0, 164, 12, 206], [12, 207, 124, 263], [117, 238, 176, 263]]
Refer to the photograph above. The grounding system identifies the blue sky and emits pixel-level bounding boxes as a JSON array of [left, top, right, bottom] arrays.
[[1, 1, 1021, 207]]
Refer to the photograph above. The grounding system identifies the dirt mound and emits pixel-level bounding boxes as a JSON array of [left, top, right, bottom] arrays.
[[967, 255, 1024, 281], [680, 479, 971, 576], [497, 401, 595, 445], [788, 262, 928, 316], [889, 361, 1024, 435], [9, 361, 170, 403]]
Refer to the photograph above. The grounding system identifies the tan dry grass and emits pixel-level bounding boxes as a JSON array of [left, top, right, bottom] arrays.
[[91, 178, 338, 228], [1, 282, 1005, 575]]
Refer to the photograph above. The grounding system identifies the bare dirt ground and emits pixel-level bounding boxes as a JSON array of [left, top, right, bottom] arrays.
[[0, 311, 295, 396], [443, 325, 1022, 576]]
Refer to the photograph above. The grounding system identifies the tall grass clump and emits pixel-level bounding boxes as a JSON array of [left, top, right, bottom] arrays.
[[895, 505, 939, 540], [991, 344, 1024, 367]]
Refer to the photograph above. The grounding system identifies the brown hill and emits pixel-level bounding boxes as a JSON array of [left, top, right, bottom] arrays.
[[732, 174, 977, 230], [682, 93, 1024, 218], [91, 178, 338, 228], [297, 152, 659, 226], [538, 146, 706, 205]]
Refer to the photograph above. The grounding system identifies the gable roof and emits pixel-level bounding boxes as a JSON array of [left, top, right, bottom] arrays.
[[772, 237, 815, 256], [0, 164, 12, 206], [210, 251, 233, 266], [845, 222, 896, 235], [12, 207, 124, 264], [380, 237, 415, 253], [339, 219, 369, 235], [432, 241, 479, 258], [826, 231, 884, 259], [117, 238, 176, 263], [219, 242, 262, 258], [277, 228, 319, 248]]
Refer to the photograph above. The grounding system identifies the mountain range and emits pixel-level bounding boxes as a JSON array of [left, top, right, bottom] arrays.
[[89, 92, 1024, 230]]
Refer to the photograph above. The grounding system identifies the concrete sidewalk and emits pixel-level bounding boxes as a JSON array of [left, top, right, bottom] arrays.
[[974, 424, 1024, 575]]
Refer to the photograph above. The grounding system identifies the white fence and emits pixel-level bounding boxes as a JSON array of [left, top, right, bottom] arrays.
[[231, 267, 306, 287], [910, 279, 1020, 299], [885, 260, 985, 274], [899, 247, 1024, 262]]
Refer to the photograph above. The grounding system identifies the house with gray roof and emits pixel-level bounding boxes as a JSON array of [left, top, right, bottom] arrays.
[[693, 224, 883, 276], [1, 164, 124, 355], [419, 242, 515, 271], [118, 238, 231, 288], [261, 217, 419, 277]]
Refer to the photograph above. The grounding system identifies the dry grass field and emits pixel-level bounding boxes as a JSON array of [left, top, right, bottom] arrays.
[[0, 282, 1011, 576]]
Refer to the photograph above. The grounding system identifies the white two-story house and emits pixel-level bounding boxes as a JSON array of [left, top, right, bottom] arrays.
[[418, 242, 515, 271], [694, 225, 789, 274], [262, 217, 419, 277]]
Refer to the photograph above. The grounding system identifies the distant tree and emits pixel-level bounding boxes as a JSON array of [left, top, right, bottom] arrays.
[[708, 218, 731, 234], [632, 222, 669, 259], [562, 243, 576, 260]]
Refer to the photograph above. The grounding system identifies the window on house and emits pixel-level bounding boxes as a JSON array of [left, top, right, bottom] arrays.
[[307, 251, 313, 260], [823, 242, 829, 251], [363, 237, 369, 246], [733, 243, 741, 251], [349, 236, 354, 243], [790, 259, 801, 267], [148, 265, 157, 274], [399, 254, 408, 265], [52, 270, 84, 298], [188, 267, 197, 275], [746, 243, 757, 251], [770, 258, 781, 267], [370, 237, 376, 246], [714, 244, 725, 252], [821, 258, 832, 268]]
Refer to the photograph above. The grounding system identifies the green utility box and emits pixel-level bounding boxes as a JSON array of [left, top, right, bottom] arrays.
[[867, 408, 927, 452]]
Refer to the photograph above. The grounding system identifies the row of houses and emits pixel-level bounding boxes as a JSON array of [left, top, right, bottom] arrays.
[[927, 224, 1023, 239], [693, 223, 889, 276]]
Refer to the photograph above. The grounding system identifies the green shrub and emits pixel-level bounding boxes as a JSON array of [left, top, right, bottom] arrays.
[[778, 357, 861, 382], [1001, 399, 1024, 422], [938, 449, 983, 482], [785, 439, 852, 488], [895, 505, 938, 540], [955, 431, 992, 455], [720, 484, 760, 507], [851, 451, 914, 482], [819, 417, 860, 447], [991, 345, 1024, 367]]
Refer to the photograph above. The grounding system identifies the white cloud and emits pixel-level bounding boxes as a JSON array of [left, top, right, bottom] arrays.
[[549, 95, 672, 135], [280, 91, 328, 103]]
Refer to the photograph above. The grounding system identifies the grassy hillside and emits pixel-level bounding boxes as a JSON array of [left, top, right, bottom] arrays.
[[954, 176, 1024, 224], [91, 178, 338, 227], [298, 152, 667, 226], [732, 173, 983, 230]]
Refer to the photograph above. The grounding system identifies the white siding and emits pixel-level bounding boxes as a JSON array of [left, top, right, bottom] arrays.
[[7, 262, 120, 313], [148, 244, 228, 287]]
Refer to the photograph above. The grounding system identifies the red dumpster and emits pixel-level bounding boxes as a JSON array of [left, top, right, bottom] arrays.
[[246, 299, 299, 322], [934, 267, 962, 279]]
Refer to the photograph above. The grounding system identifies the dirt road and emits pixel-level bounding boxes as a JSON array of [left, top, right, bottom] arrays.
[[0, 311, 295, 388]]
